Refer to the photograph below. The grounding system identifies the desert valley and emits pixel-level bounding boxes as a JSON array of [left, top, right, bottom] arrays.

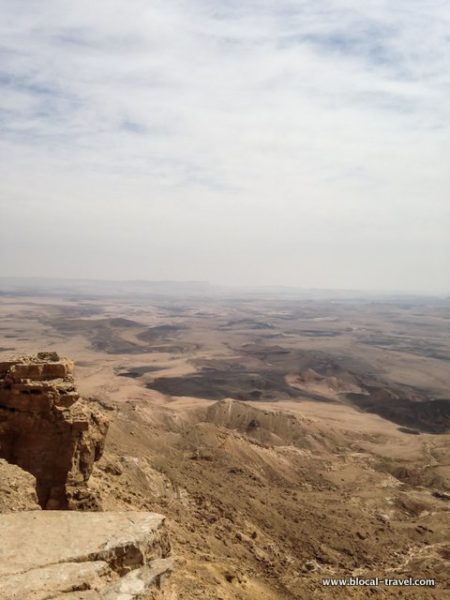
[[0, 280, 448, 599], [2, 1, 449, 598]]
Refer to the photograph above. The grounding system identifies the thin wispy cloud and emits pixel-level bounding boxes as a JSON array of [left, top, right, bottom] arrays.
[[0, 0, 449, 291]]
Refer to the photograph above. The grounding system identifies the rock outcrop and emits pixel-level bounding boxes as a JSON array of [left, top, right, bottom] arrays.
[[0, 459, 41, 512], [0, 353, 109, 510], [0, 511, 173, 599]]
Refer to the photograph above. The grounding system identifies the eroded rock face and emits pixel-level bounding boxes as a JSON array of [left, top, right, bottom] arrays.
[[0, 459, 41, 513], [0, 353, 109, 510], [0, 511, 173, 600]]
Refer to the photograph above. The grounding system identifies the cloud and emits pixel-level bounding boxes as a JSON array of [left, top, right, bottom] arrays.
[[0, 0, 449, 291]]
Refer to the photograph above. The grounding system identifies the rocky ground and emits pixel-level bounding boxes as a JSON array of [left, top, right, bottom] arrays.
[[88, 395, 450, 600]]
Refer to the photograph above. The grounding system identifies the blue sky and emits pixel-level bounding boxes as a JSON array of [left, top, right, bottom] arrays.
[[0, 0, 449, 292]]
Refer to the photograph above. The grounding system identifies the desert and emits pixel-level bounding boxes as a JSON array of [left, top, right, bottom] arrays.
[[2, 1, 449, 598], [0, 281, 448, 599]]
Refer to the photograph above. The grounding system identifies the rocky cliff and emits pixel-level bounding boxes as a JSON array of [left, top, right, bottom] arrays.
[[0, 353, 174, 599], [0, 352, 109, 509]]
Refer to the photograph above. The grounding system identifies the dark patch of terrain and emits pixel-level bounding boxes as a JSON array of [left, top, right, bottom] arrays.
[[137, 325, 186, 342], [116, 365, 163, 378], [219, 319, 274, 331], [347, 391, 450, 434], [234, 345, 450, 433], [108, 318, 143, 328], [397, 427, 421, 435], [147, 364, 302, 401], [44, 317, 193, 355], [44, 316, 146, 354], [296, 330, 342, 337]]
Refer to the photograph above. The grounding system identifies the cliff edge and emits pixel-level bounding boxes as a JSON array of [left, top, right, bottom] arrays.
[[0, 352, 109, 509], [0, 511, 173, 599]]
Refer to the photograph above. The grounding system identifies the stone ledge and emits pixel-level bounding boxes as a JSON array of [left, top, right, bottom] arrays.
[[0, 511, 172, 600]]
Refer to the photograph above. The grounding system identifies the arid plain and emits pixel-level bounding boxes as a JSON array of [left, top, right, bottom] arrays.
[[0, 284, 449, 599]]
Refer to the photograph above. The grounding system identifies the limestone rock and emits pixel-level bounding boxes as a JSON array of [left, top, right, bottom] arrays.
[[101, 559, 174, 599], [0, 353, 109, 509], [0, 511, 173, 599], [0, 459, 41, 512]]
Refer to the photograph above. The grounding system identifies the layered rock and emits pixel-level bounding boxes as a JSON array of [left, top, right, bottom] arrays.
[[0, 353, 109, 509], [0, 511, 173, 599]]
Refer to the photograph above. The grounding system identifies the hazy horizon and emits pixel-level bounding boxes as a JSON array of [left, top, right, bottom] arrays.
[[1, 1, 449, 293], [1, 274, 449, 299]]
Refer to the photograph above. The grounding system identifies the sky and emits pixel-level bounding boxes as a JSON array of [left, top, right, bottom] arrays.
[[0, 0, 449, 293]]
